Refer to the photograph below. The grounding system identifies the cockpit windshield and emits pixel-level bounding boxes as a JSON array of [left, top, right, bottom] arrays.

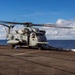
[[36, 33, 47, 42], [36, 33, 44, 36]]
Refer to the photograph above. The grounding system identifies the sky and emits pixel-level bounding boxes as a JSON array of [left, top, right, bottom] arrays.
[[0, 0, 75, 39]]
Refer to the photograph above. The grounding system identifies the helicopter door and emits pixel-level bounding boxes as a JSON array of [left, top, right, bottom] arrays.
[[29, 33, 37, 46], [27, 34, 30, 46], [25, 28, 30, 46]]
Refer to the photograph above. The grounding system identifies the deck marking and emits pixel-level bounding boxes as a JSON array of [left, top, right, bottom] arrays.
[[13, 50, 40, 56]]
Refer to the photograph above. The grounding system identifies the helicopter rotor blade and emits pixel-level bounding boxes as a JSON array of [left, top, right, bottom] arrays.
[[0, 20, 33, 27], [43, 24, 73, 29], [0, 20, 23, 25], [0, 23, 15, 29], [0, 20, 75, 29], [32, 24, 74, 29], [0, 24, 9, 28]]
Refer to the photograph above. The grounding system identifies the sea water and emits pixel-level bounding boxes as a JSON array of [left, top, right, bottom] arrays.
[[48, 40, 75, 49], [0, 40, 75, 49], [0, 40, 8, 45]]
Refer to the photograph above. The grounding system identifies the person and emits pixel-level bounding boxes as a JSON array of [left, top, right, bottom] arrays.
[[14, 45, 18, 49]]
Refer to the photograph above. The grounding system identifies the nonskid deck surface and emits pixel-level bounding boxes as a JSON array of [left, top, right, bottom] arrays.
[[0, 46, 75, 75]]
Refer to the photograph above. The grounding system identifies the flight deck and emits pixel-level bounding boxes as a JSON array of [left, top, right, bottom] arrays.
[[0, 46, 75, 75]]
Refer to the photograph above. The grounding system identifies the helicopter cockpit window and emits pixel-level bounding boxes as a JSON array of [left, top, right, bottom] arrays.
[[32, 33, 35, 38], [24, 28, 29, 33], [37, 34, 43, 36], [36, 33, 44, 36], [39, 30, 46, 35], [11, 35, 14, 39], [32, 28, 39, 32]]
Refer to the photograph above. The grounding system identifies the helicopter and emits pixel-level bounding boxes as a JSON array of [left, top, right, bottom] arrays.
[[0, 20, 74, 49]]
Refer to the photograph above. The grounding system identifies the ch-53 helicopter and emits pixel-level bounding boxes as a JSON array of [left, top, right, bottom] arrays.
[[0, 20, 74, 49]]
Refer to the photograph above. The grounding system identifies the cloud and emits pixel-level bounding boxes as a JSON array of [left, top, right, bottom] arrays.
[[41, 19, 75, 39], [0, 34, 6, 39], [56, 19, 75, 27]]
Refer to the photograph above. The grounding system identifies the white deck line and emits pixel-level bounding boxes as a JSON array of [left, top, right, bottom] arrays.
[[13, 50, 40, 56]]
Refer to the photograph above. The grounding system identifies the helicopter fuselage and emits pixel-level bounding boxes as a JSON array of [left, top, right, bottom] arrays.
[[7, 27, 48, 49]]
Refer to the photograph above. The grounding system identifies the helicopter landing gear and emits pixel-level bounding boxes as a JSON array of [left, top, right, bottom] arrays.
[[12, 45, 18, 49], [38, 45, 42, 50], [12, 44, 15, 49], [38, 45, 48, 50], [38, 47, 42, 50]]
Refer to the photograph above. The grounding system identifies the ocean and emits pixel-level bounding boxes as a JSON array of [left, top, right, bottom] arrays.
[[48, 40, 75, 49], [0, 40, 75, 49]]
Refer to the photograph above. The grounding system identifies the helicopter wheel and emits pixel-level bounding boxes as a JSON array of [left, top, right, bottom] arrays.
[[38, 47, 41, 50], [28, 46, 30, 49], [11, 44, 15, 49], [38, 47, 42, 50], [38, 45, 41, 50]]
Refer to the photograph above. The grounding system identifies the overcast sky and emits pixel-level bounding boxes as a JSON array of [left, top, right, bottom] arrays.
[[0, 0, 75, 40]]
